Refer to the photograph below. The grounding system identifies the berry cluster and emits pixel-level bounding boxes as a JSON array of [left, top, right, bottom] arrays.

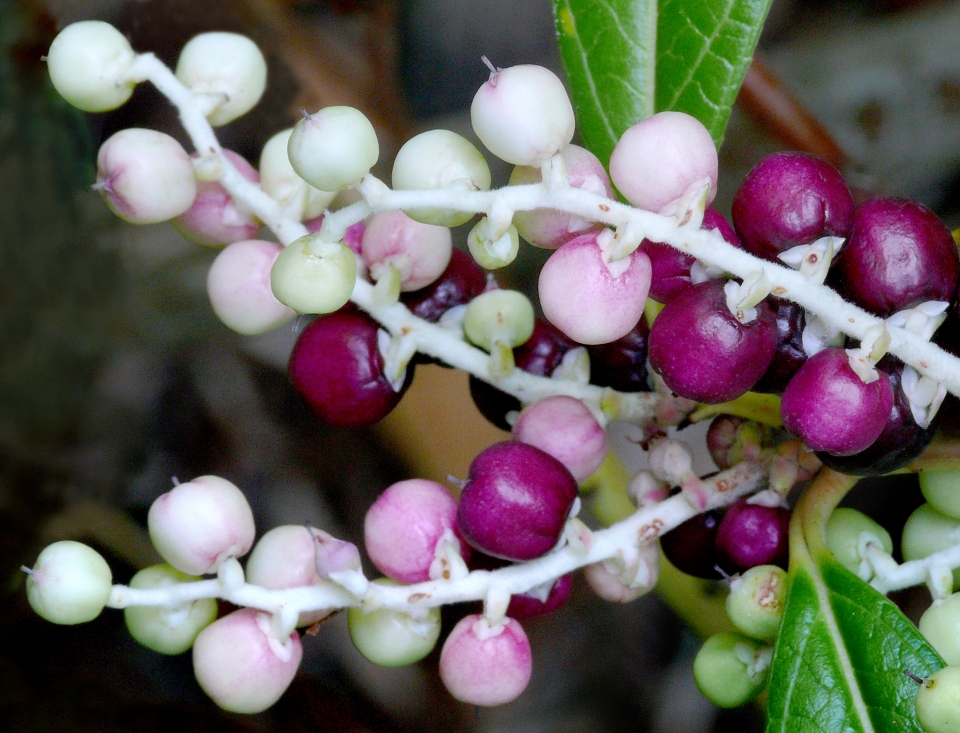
[[30, 20, 960, 727]]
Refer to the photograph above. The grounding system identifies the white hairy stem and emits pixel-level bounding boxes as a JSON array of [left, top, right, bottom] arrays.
[[106, 460, 768, 616], [865, 540, 960, 596]]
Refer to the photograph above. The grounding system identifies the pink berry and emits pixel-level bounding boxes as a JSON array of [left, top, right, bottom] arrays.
[[173, 150, 261, 246], [192, 608, 302, 714], [364, 479, 467, 584], [539, 230, 652, 345], [512, 396, 607, 482], [439, 614, 532, 706], [361, 211, 452, 291]]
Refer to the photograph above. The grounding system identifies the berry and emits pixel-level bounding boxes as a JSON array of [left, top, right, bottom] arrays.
[[920, 469, 960, 520], [124, 564, 218, 654], [361, 211, 452, 291], [824, 507, 893, 576], [915, 666, 960, 733], [725, 565, 787, 641], [693, 632, 770, 708], [463, 290, 535, 353], [192, 608, 302, 714], [780, 347, 894, 456], [902, 504, 960, 590], [457, 441, 578, 561], [706, 416, 770, 470], [348, 581, 441, 666], [609, 111, 718, 214], [364, 479, 465, 584], [831, 198, 959, 318], [467, 218, 520, 270], [750, 297, 807, 394], [400, 248, 487, 323], [586, 317, 651, 392], [648, 280, 777, 403], [715, 499, 790, 571], [583, 541, 660, 602], [259, 129, 335, 220], [539, 230, 652, 345], [46, 21, 137, 112], [659, 510, 730, 579], [26, 541, 112, 625], [288, 106, 379, 191], [288, 308, 410, 428], [175, 33, 267, 126], [95, 129, 197, 225], [470, 64, 575, 166], [439, 614, 532, 706], [920, 594, 960, 665], [270, 233, 357, 314], [147, 476, 256, 576], [731, 152, 854, 263], [507, 574, 574, 619], [512, 395, 607, 482]]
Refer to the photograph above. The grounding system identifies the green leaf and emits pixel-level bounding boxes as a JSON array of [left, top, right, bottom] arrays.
[[552, 0, 773, 162], [767, 472, 943, 733]]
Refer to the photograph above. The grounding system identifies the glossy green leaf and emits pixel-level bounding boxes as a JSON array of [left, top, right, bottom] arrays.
[[552, 0, 772, 163], [767, 472, 943, 733]]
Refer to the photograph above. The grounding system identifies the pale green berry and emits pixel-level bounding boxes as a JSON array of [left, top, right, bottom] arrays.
[[270, 234, 357, 314], [27, 541, 112, 625], [347, 580, 441, 666], [47, 21, 137, 112], [259, 129, 336, 220], [902, 504, 960, 590], [175, 32, 267, 126], [921, 594, 960, 665], [467, 218, 519, 269], [725, 565, 787, 641], [463, 289, 535, 352], [693, 632, 770, 708], [392, 129, 491, 227], [825, 507, 893, 575], [288, 107, 379, 192], [916, 666, 960, 733], [124, 564, 218, 655], [921, 470, 960, 520]]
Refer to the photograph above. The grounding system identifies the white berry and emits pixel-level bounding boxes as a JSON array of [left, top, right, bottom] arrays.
[[47, 21, 137, 112], [26, 541, 112, 625], [288, 106, 379, 191]]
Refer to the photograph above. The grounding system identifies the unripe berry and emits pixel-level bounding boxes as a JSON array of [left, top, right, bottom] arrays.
[[259, 129, 336, 220], [725, 565, 787, 641], [192, 608, 302, 714], [392, 129, 491, 226], [470, 64, 575, 166], [512, 396, 606, 482], [270, 233, 357, 314], [463, 289, 535, 353], [124, 564, 218, 654], [693, 633, 770, 708], [147, 475, 256, 576], [903, 504, 960, 590], [175, 32, 267, 126], [288, 107, 379, 191], [361, 211, 452, 291], [609, 111, 718, 213], [347, 580, 441, 666], [920, 594, 960, 665], [921, 470, 960, 520], [439, 614, 532, 706], [96, 129, 197, 224], [824, 507, 893, 576], [915, 666, 960, 733], [47, 21, 137, 112], [207, 239, 296, 335], [26, 541, 112, 625], [173, 150, 261, 246]]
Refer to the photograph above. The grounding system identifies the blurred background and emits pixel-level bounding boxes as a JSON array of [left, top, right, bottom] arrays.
[[3, 0, 960, 730]]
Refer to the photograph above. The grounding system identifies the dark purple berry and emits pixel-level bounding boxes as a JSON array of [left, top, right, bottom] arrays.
[[288, 309, 410, 429], [660, 511, 732, 579], [732, 152, 855, 262], [648, 280, 777, 403], [830, 198, 959, 318], [780, 347, 893, 456], [587, 317, 651, 392], [816, 356, 939, 475], [470, 318, 578, 430], [457, 441, 578, 561], [507, 573, 573, 620], [715, 499, 790, 571], [401, 248, 487, 323], [751, 297, 807, 394]]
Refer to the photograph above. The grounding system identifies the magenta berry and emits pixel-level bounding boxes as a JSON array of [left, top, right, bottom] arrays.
[[830, 198, 959, 317], [364, 479, 466, 584], [715, 499, 791, 571], [780, 347, 894, 455], [288, 308, 411, 429], [439, 614, 532, 706], [732, 152, 854, 262], [457, 441, 578, 561], [648, 280, 777, 403], [507, 574, 574, 620]]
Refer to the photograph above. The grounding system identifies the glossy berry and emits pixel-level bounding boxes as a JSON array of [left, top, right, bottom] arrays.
[[780, 347, 894, 456], [659, 510, 731, 579], [507, 574, 574, 620], [439, 614, 532, 706], [731, 152, 854, 262], [26, 541, 112, 625], [830, 198, 959, 318], [587, 317, 651, 393], [288, 106, 379, 191], [648, 280, 777, 403], [751, 297, 807, 394], [915, 666, 960, 733], [693, 632, 769, 708], [401, 248, 487, 323], [715, 499, 790, 571], [457, 441, 578, 561], [364, 479, 465, 584], [288, 309, 410, 429], [824, 507, 893, 576], [47, 21, 137, 112]]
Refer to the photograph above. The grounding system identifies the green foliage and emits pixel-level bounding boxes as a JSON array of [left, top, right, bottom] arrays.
[[552, 0, 772, 164]]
